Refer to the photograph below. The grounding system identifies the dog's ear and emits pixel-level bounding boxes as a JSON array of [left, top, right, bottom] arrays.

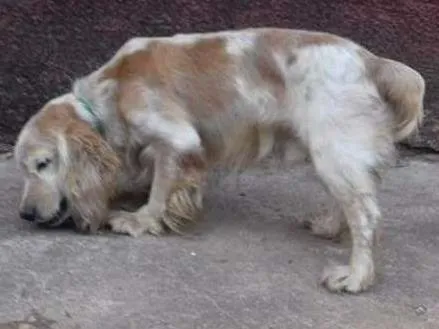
[[57, 119, 121, 231]]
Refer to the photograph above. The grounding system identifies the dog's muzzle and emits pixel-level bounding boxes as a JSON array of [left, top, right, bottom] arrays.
[[20, 197, 70, 228], [41, 197, 70, 227], [19, 208, 38, 222]]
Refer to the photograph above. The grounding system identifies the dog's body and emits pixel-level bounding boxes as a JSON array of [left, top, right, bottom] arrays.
[[14, 28, 425, 293]]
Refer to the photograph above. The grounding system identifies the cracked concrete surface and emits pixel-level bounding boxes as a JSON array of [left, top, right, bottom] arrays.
[[0, 154, 438, 328]]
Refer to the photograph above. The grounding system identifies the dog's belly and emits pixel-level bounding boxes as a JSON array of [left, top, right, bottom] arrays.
[[196, 113, 308, 169], [114, 144, 154, 196], [111, 166, 151, 211]]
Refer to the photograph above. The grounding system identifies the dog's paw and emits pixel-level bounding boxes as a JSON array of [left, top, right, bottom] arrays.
[[142, 215, 166, 236], [109, 210, 165, 237], [73, 217, 101, 234], [109, 211, 145, 237], [320, 265, 375, 293], [109, 213, 144, 237]]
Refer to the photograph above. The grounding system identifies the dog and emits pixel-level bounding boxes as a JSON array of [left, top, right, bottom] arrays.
[[14, 28, 425, 293]]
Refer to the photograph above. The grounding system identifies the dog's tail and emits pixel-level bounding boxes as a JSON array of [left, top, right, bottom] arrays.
[[370, 57, 425, 142]]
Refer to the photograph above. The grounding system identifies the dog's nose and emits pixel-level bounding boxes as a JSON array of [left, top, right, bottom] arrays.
[[19, 208, 37, 222]]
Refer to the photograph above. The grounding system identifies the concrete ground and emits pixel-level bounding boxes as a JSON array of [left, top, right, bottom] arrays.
[[0, 153, 438, 329]]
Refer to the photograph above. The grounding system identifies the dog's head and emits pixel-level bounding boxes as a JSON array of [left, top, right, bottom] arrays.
[[14, 94, 120, 231]]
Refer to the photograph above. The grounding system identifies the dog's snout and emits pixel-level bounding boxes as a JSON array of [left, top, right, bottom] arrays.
[[19, 208, 37, 222]]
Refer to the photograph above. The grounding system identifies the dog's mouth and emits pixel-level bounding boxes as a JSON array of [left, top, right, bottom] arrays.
[[37, 197, 71, 228]]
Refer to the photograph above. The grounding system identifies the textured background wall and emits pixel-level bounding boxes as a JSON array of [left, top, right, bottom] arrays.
[[1, 0, 438, 152]]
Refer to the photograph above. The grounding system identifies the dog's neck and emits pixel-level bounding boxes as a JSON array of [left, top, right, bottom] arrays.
[[74, 96, 105, 135], [71, 78, 105, 136]]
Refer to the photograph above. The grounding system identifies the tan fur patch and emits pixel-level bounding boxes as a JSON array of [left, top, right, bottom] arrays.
[[251, 37, 287, 102], [35, 103, 77, 133], [359, 49, 425, 141], [102, 37, 235, 119]]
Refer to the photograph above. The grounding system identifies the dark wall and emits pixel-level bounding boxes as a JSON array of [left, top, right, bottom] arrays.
[[1, 0, 438, 151]]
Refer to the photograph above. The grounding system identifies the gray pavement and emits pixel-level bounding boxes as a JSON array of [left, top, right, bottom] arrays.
[[0, 154, 438, 329]]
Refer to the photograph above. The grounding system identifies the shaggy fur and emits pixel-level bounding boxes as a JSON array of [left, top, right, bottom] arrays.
[[14, 28, 425, 293]]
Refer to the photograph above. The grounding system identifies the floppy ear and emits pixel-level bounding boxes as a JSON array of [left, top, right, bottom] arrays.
[[57, 119, 121, 232]]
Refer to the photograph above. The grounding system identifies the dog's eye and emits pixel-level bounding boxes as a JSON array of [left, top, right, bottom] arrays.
[[36, 158, 51, 171]]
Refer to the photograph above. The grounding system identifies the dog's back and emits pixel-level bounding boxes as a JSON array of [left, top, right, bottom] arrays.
[[74, 28, 424, 168]]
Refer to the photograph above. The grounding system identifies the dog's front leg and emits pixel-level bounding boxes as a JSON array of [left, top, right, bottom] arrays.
[[109, 151, 179, 237]]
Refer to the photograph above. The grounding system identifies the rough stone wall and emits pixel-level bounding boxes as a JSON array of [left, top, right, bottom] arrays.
[[1, 0, 438, 151]]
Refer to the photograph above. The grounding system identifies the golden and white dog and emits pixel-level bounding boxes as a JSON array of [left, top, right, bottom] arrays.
[[14, 28, 425, 293]]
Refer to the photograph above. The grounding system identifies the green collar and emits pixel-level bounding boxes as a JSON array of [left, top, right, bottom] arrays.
[[76, 97, 105, 135]]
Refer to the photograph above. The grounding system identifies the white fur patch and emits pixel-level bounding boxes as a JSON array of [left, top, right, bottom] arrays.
[[225, 33, 257, 56], [118, 37, 150, 57], [169, 33, 203, 45], [295, 45, 366, 83], [47, 93, 76, 106], [234, 77, 276, 118], [130, 110, 201, 153]]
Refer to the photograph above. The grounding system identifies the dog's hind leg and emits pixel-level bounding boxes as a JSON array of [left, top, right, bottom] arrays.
[[312, 146, 384, 293], [304, 104, 395, 293]]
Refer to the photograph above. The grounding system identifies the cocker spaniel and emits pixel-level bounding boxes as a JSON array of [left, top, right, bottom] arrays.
[[14, 28, 425, 293]]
